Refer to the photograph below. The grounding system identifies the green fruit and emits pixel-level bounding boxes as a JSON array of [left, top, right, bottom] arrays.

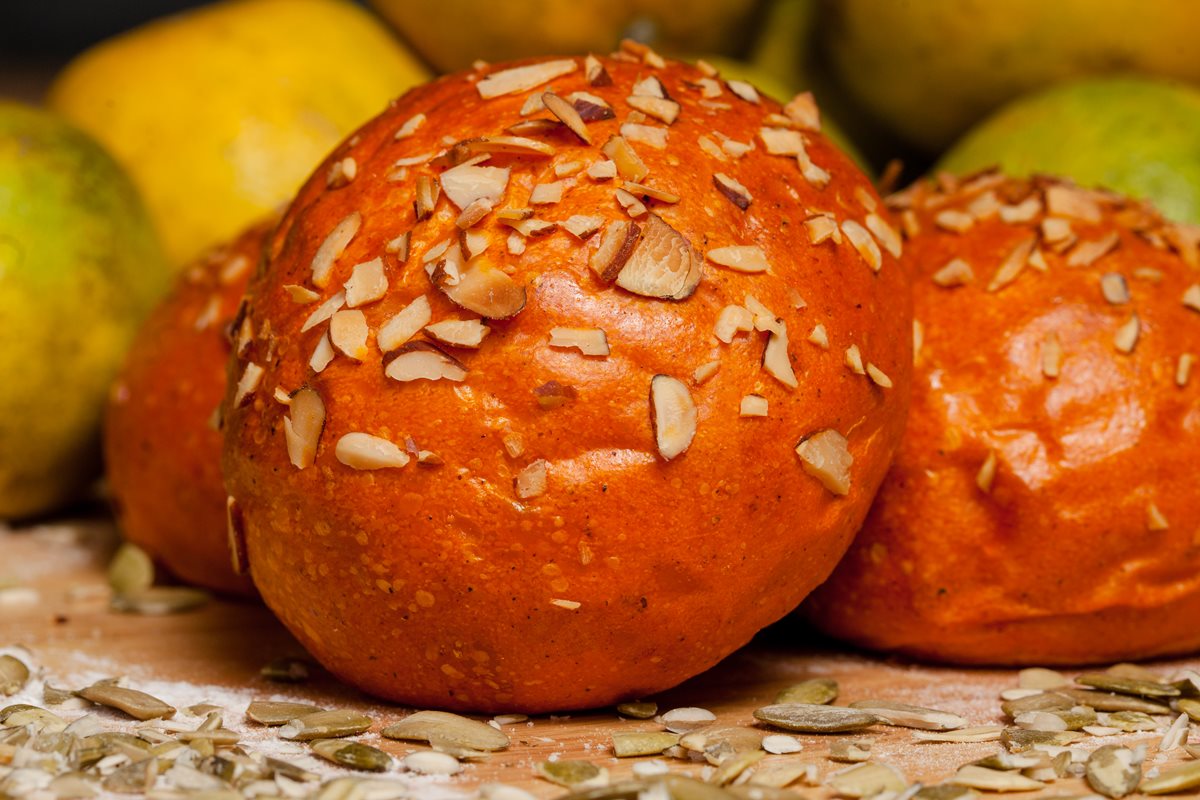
[[0, 102, 169, 519], [938, 77, 1200, 225]]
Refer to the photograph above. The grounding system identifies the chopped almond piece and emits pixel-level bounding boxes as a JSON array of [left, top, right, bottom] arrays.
[[386, 231, 411, 261], [842, 220, 882, 272], [534, 380, 576, 409], [627, 95, 680, 125], [1044, 184, 1102, 223], [1067, 231, 1120, 268], [1041, 217, 1074, 247], [394, 113, 425, 139], [587, 159, 618, 181], [615, 188, 648, 218], [693, 360, 720, 384], [866, 363, 892, 389], [554, 160, 585, 178], [1183, 284, 1200, 313], [763, 324, 798, 389], [425, 319, 490, 348], [1042, 332, 1063, 379], [726, 79, 760, 104], [808, 324, 829, 349], [384, 341, 467, 383], [460, 229, 489, 260], [567, 91, 614, 122], [934, 209, 974, 233], [805, 215, 840, 245], [795, 429, 852, 496], [1114, 314, 1140, 354], [976, 450, 998, 493], [336, 433, 410, 470], [1177, 353, 1195, 387], [784, 91, 820, 130], [759, 127, 804, 156], [932, 258, 974, 288], [413, 175, 438, 221], [602, 136, 650, 181], [519, 91, 547, 116], [713, 173, 752, 210], [378, 295, 433, 353], [631, 75, 668, 98], [998, 196, 1042, 224], [542, 92, 592, 144], [283, 387, 325, 470], [865, 214, 902, 259], [615, 214, 703, 300], [1100, 273, 1130, 304], [650, 375, 697, 461], [344, 258, 388, 308], [233, 362, 264, 407], [707, 245, 770, 273], [329, 310, 369, 361], [503, 217, 558, 237], [311, 212, 361, 289], [695, 77, 723, 99], [309, 332, 334, 373], [300, 291, 346, 333], [496, 207, 534, 222], [285, 284, 320, 304], [1147, 502, 1170, 531], [326, 156, 356, 188], [622, 181, 680, 204], [719, 136, 752, 159], [440, 258, 526, 319], [439, 163, 510, 211], [549, 326, 610, 356], [507, 232, 526, 255], [591, 220, 642, 282], [530, 182, 564, 204], [476, 58, 578, 99], [844, 344, 866, 375], [714, 304, 754, 343], [796, 144, 828, 186], [987, 236, 1037, 292], [562, 215, 604, 240], [456, 198, 494, 229], [584, 54, 611, 86], [740, 395, 768, 417], [515, 459, 549, 499], [698, 135, 727, 162], [744, 294, 781, 334], [462, 135, 556, 157], [620, 123, 669, 149]]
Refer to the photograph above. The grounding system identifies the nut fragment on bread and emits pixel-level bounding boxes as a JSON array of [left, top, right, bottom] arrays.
[[740, 395, 768, 417], [976, 450, 998, 493], [650, 375, 698, 461], [707, 245, 770, 273], [542, 92, 592, 144], [384, 342, 467, 383], [459, 136, 556, 157], [562, 215, 604, 240], [590, 220, 642, 282], [614, 214, 703, 300], [725, 80, 760, 104], [301, 291, 346, 333], [713, 173, 752, 210], [626, 95, 680, 125], [439, 163, 510, 211], [763, 324, 799, 389], [475, 59, 578, 99], [335, 433, 411, 470], [1183, 284, 1200, 313], [439, 259, 526, 319], [330, 310, 369, 361], [379, 295, 433, 353], [795, 429, 852, 496], [1113, 314, 1140, 354], [344, 258, 388, 308], [1100, 273, 1130, 305], [515, 459, 548, 499], [714, 304, 754, 344], [425, 319, 491, 349], [932, 258, 974, 288], [584, 53, 611, 86], [309, 332, 334, 373], [311, 212, 361, 289], [549, 327, 610, 356], [534, 380, 577, 409], [283, 387, 325, 469], [233, 362, 264, 407], [842, 220, 882, 272], [602, 136, 649, 182], [693, 360, 720, 384], [784, 91, 820, 130]]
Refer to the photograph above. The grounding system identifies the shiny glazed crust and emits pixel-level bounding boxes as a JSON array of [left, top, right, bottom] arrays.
[[105, 221, 272, 596], [222, 50, 910, 711], [809, 172, 1200, 665]]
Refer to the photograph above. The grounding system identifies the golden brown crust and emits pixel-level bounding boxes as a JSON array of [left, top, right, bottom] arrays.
[[105, 221, 273, 597], [223, 52, 910, 711], [808, 172, 1200, 665]]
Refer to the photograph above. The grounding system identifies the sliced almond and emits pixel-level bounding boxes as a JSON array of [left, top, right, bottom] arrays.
[[329, 310, 369, 361], [384, 342, 467, 383], [549, 327, 609, 356], [586, 159, 618, 181], [461, 228, 489, 259], [977, 450, 998, 493], [808, 324, 829, 349], [476, 59, 577, 99], [626, 95, 680, 125], [615, 214, 702, 300], [784, 91, 820, 130], [459, 135, 556, 157], [569, 91, 615, 121], [865, 213, 902, 259], [335, 433, 410, 470], [622, 181, 680, 204], [1044, 184, 1102, 222], [726, 79, 760, 104], [844, 344, 866, 375], [1100, 273, 1130, 304], [309, 332, 334, 373], [562, 215, 604, 240], [591, 219, 642, 282], [530, 182, 564, 204], [541, 92, 592, 144], [284, 387, 325, 469], [379, 295, 433, 353], [1177, 353, 1196, 387], [866, 363, 892, 388], [515, 460, 548, 499], [601, 136, 649, 182], [693, 360, 720, 384], [1067, 231, 1120, 267], [1042, 332, 1063, 379], [987, 235, 1037, 292], [311, 212, 361, 289], [1114, 314, 1140, 354], [740, 395, 768, 417], [440, 163, 510, 211], [413, 174, 438, 221], [713, 172, 752, 210], [425, 319, 490, 348], [932, 258, 974, 287], [285, 284, 320, 304], [707, 245, 769, 273], [614, 188, 647, 218], [386, 231, 411, 261], [344, 258, 388, 308], [650, 375, 698, 461], [795, 429, 852, 496], [233, 362, 264, 407], [394, 113, 425, 139], [759, 127, 805, 156], [842, 220, 882, 271], [697, 135, 727, 162], [805, 215, 841, 245], [456, 198, 495, 229], [584, 54, 611, 86], [440, 259, 526, 319], [764, 324, 799, 389], [1183, 283, 1200, 313], [619, 123, 668, 150], [935, 209, 975, 233], [714, 304, 754, 344]]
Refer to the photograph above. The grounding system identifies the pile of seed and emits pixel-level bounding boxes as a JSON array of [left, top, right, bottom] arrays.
[[2, 644, 1198, 800]]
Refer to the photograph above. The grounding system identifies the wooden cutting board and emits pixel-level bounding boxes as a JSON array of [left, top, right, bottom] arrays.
[[3, 512, 1197, 798]]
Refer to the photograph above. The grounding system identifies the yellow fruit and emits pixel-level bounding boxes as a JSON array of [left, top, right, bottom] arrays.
[[369, 0, 759, 73], [48, 0, 431, 265], [0, 102, 169, 519], [822, 0, 1200, 153]]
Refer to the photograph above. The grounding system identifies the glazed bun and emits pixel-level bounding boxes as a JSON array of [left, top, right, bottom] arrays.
[[808, 172, 1200, 665], [106, 221, 272, 597], [223, 48, 910, 711]]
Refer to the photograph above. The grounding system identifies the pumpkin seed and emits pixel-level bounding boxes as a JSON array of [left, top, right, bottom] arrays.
[[1140, 760, 1200, 795], [1001, 691, 1073, 718], [260, 657, 310, 682], [1107, 662, 1164, 682], [175, 728, 240, 745], [110, 586, 209, 615], [773, 678, 838, 706], [848, 700, 967, 731], [950, 764, 1044, 792], [42, 685, 73, 706], [753, 703, 879, 733], [1104, 711, 1159, 732], [827, 762, 907, 797], [1077, 673, 1180, 699], [102, 757, 157, 793], [659, 707, 717, 733], [761, 734, 803, 755], [971, 752, 1046, 771], [311, 739, 392, 772], [1177, 697, 1200, 723], [0, 656, 29, 696], [829, 740, 872, 762], [727, 786, 806, 800], [0, 703, 37, 724], [551, 780, 645, 800], [1058, 688, 1171, 714], [709, 749, 764, 785], [612, 731, 680, 757], [1085, 745, 1140, 798], [1000, 727, 1083, 752], [107, 543, 155, 595], [616, 702, 658, 719], [680, 726, 763, 765], [665, 774, 739, 800], [77, 682, 174, 720], [280, 709, 372, 741], [1160, 712, 1190, 751], [536, 759, 607, 788], [914, 786, 980, 800], [264, 757, 320, 783], [4, 706, 65, 731], [746, 762, 814, 789], [48, 772, 97, 799], [246, 700, 324, 726], [381, 710, 508, 751], [1017, 668, 1068, 690], [912, 726, 1004, 743], [1173, 670, 1200, 697], [1015, 706, 1096, 731]]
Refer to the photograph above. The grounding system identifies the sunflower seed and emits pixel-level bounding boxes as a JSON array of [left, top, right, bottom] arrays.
[[107, 543, 155, 595], [536, 760, 608, 788], [1140, 760, 1200, 795], [1177, 697, 1200, 723], [1160, 712, 1190, 751], [612, 732, 680, 757], [280, 709, 372, 740], [827, 762, 907, 797], [754, 704, 879, 733], [1001, 727, 1083, 751], [246, 700, 324, 726], [680, 726, 763, 765], [551, 780, 645, 800], [77, 682, 174, 720], [726, 786, 804, 800], [260, 657, 310, 683], [1017, 668, 1069, 690], [774, 679, 838, 706], [1086, 745, 1140, 798], [1173, 670, 1200, 697], [1077, 674, 1180, 699], [761, 734, 803, 755], [710, 750, 764, 785], [829, 740, 872, 762], [660, 707, 717, 733], [311, 739, 392, 772], [1001, 691, 1074, 718], [101, 757, 157, 793], [404, 750, 462, 776], [746, 762, 815, 788], [381, 710, 508, 751], [914, 786, 979, 800], [1104, 711, 1159, 732], [970, 752, 1046, 771], [110, 586, 209, 614], [616, 702, 658, 719], [950, 765, 1044, 792], [913, 726, 1004, 743], [0, 656, 29, 696], [264, 757, 320, 783], [3, 705, 65, 730], [665, 774, 739, 800], [848, 700, 967, 731], [1107, 663, 1165, 682], [1023, 706, 1097, 731], [1058, 688, 1171, 714], [42, 685, 73, 705]]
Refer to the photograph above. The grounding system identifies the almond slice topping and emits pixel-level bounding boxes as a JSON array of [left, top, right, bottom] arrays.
[[784, 92, 820, 130], [285, 284, 320, 304], [414, 175, 438, 221], [714, 304, 754, 344], [439, 163, 510, 211], [842, 220, 882, 272], [763, 323, 798, 389], [300, 291, 346, 333], [335, 433, 410, 470], [1182, 284, 1200, 313], [740, 395, 768, 417], [650, 375, 697, 461], [386, 232, 411, 261], [626, 95, 680, 125], [584, 54, 612, 86], [329, 310, 369, 361], [693, 360, 720, 384], [591, 220, 642, 282], [713, 173, 752, 210], [284, 387, 325, 470], [311, 212, 361, 289], [530, 182, 564, 204], [476, 59, 578, 99], [309, 333, 334, 373], [541, 92, 592, 144], [795, 429, 852, 496], [1100, 273, 1130, 304], [726, 80, 760, 104], [425, 319, 491, 349], [1114, 314, 1140, 354], [562, 215, 605, 240], [622, 181, 680, 204], [759, 127, 805, 156], [1044, 184, 1102, 223], [568, 91, 615, 121], [615, 214, 703, 300], [384, 341, 467, 383], [865, 214, 902, 259], [805, 215, 840, 245], [344, 258, 388, 308], [379, 295, 433, 353], [439, 258, 527, 319], [707, 245, 770, 273], [459, 136, 556, 157], [587, 159, 618, 181], [233, 362, 264, 407], [602, 136, 649, 182], [395, 113, 425, 139], [987, 236, 1037, 292], [619, 123, 668, 150], [932, 258, 974, 288], [515, 460, 549, 499], [549, 327, 610, 356]]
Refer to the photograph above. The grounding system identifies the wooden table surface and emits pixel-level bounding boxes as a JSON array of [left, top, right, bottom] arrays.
[[3, 511, 1198, 798]]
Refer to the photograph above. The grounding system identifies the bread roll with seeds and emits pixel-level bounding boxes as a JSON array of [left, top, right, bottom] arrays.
[[808, 172, 1200, 665], [105, 221, 273, 597], [222, 49, 910, 711]]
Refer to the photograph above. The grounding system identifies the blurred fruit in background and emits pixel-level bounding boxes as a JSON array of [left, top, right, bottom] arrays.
[[47, 0, 431, 266], [0, 102, 169, 519], [937, 77, 1200, 226], [368, 0, 761, 73], [820, 0, 1200, 155]]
